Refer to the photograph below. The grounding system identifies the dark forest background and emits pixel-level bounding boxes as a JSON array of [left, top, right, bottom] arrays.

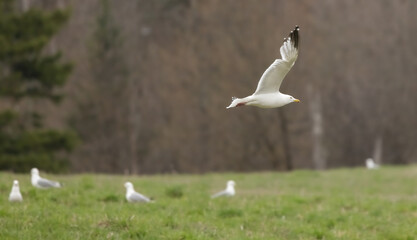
[[1, 0, 416, 174]]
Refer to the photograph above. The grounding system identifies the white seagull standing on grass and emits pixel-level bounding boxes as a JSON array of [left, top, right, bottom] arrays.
[[211, 180, 236, 198], [9, 180, 23, 202], [227, 26, 301, 109], [31, 168, 62, 189], [366, 158, 379, 170], [124, 182, 152, 203]]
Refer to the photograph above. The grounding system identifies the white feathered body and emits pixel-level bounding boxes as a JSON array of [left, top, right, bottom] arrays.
[[124, 182, 151, 203], [31, 169, 61, 189], [227, 26, 300, 109], [366, 158, 379, 169], [9, 181, 23, 202], [230, 93, 293, 109], [211, 180, 236, 198]]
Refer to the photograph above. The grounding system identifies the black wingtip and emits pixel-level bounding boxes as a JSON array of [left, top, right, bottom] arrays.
[[288, 25, 300, 49]]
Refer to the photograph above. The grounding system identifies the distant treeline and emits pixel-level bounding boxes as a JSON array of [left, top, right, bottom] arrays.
[[3, 0, 416, 173]]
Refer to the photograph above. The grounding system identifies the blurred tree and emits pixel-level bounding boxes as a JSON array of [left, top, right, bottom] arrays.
[[70, 0, 131, 173], [0, 0, 77, 172], [31, 0, 417, 173]]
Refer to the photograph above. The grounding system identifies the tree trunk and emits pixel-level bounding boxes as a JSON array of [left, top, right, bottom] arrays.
[[278, 109, 293, 171], [373, 136, 383, 165], [128, 81, 140, 174], [21, 0, 29, 11], [309, 87, 326, 170]]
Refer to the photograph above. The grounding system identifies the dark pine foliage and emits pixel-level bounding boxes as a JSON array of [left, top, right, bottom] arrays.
[[0, 0, 77, 173]]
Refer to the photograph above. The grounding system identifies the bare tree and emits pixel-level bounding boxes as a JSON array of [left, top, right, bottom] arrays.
[[22, 0, 417, 173], [308, 86, 326, 170]]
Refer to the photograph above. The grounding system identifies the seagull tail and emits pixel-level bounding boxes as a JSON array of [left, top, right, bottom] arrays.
[[211, 193, 220, 199], [211, 190, 225, 198], [226, 97, 245, 109]]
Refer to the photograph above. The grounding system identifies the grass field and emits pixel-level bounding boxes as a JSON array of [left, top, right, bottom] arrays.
[[1, 166, 417, 239]]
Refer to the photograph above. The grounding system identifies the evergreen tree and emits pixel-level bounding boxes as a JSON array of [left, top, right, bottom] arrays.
[[0, 0, 77, 172]]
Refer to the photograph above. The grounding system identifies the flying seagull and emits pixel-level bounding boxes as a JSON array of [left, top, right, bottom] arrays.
[[124, 182, 152, 203], [366, 158, 379, 170], [211, 180, 236, 198], [31, 168, 62, 189], [227, 26, 300, 109], [9, 180, 23, 202]]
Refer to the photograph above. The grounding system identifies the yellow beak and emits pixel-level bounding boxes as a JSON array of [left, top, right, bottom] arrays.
[[293, 99, 301, 103]]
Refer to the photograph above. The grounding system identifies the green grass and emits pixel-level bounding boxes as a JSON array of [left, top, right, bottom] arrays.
[[1, 166, 417, 239]]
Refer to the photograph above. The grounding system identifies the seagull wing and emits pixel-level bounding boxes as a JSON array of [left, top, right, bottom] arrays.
[[129, 192, 151, 202], [253, 26, 299, 95], [37, 177, 61, 188]]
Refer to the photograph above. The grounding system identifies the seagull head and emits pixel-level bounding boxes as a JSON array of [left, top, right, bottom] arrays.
[[13, 180, 19, 186], [227, 180, 236, 187], [31, 168, 39, 176], [124, 182, 134, 189], [288, 95, 300, 104]]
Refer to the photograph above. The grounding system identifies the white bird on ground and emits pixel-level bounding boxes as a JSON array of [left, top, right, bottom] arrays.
[[124, 182, 152, 203], [9, 180, 23, 202], [211, 180, 236, 198], [366, 158, 379, 170], [227, 26, 301, 109], [31, 168, 61, 189]]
